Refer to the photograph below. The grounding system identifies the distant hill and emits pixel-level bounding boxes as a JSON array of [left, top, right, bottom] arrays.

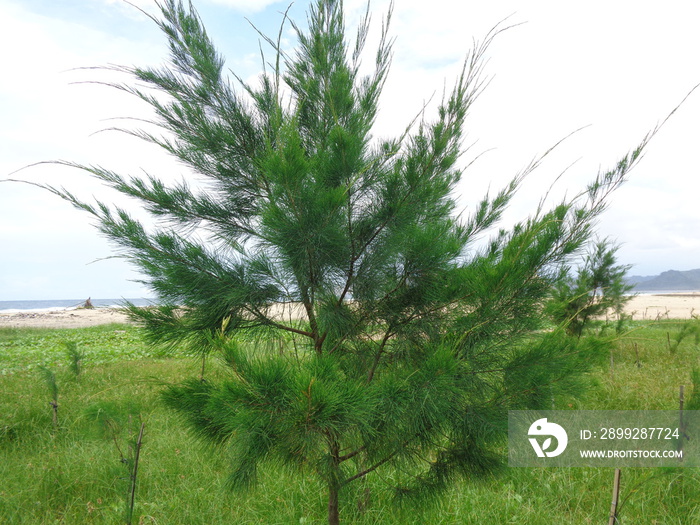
[[627, 269, 700, 292]]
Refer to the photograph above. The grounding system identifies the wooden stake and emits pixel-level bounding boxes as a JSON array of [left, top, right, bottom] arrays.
[[679, 385, 686, 460], [608, 468, 622, 525], [634, 342, 641, 368], [680, 384, 685, 412], [610, 348, 615, 381]]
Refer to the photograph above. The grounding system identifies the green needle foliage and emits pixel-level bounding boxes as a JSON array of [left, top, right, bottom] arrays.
[[44, 1, 656, 522], [37, 365, 59, 430], [546, 239, 634, 337], [64, 341, 85, 377]]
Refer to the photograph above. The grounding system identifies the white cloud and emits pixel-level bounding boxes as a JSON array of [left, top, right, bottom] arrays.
[[205, 0, 286, 13], [0, 0, 178, 300], [101, 0, 161, 17]]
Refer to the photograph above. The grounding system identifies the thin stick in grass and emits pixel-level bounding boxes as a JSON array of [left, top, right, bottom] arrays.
[[608, 468, 622, 525], [679, 385, 686, 460]]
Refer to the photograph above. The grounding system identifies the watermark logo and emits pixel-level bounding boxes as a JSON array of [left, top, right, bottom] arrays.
[[528, 418, 568, 457], [510, 411, 697, 467]]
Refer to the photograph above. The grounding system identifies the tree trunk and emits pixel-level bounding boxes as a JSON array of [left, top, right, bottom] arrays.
[[328, 483, 340, 525], [328, 436, 341, 525]]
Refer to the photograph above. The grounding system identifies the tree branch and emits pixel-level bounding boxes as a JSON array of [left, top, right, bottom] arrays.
[[342, 451, 397, 486]]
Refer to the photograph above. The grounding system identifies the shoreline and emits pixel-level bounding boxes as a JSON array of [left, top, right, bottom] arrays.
[[1, 292, 698, 329]]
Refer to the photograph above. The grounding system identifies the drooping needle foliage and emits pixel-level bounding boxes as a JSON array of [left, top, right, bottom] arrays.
[[44, 1, 654, 523]]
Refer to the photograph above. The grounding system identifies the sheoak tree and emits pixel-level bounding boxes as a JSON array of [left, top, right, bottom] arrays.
[[546, 239, 634, 336], [43, 1, 652, 522]]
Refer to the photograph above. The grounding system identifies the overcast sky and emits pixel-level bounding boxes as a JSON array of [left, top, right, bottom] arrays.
[[1, 0, 699, 301]]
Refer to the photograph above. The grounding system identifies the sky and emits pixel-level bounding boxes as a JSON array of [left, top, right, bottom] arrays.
[[1, 0, 699, 301]]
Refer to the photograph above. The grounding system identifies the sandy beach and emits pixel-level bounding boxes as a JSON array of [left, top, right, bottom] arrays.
[[620, 293, 700, 321], [0, 293, 698, 329], [0, 307, 132, 329]]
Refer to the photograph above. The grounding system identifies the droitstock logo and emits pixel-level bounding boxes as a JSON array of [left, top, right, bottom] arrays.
[[528, 418, 568, 458]]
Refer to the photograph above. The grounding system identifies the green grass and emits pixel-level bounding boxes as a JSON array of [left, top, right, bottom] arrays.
[[1, 320, 700, 524], [0, 324, 170, 375]]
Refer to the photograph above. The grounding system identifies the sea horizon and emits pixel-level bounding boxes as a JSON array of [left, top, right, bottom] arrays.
[[0, 298, 156, 313], [2, 289, 699, 314]]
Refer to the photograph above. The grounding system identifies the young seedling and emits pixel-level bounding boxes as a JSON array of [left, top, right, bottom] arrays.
[[84, 402, 146, 523], [125, 420, 146, 525], [64, 341, 85, 377], [37, 365, 59, 431], [669, 319, 700, 354]]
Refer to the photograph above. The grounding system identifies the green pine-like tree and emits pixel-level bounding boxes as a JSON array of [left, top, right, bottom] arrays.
[[546, 239, 634, 336], [39, 1, 655, 522]]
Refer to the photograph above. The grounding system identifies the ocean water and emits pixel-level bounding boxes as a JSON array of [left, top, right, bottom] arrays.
[[0, 298, 156, 313], [2, 291, 696, 313]]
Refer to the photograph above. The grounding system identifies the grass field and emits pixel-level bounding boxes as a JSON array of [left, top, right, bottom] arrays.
[[1, 320, 699, 524]]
